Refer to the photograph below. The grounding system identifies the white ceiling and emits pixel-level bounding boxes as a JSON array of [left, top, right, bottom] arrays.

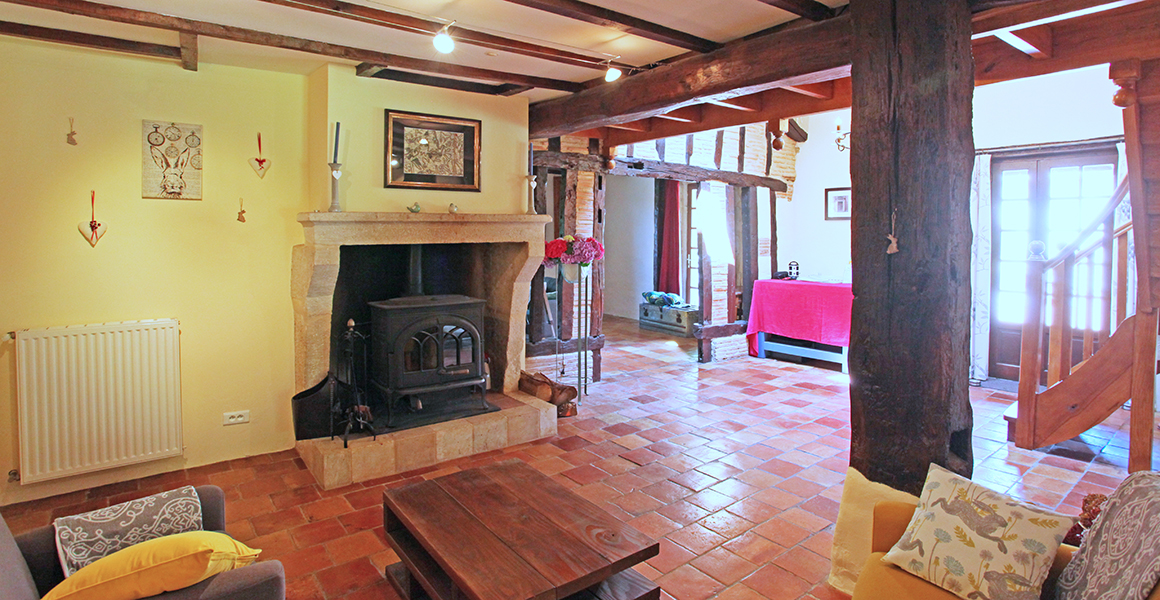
[[0, 0, 848, 102]]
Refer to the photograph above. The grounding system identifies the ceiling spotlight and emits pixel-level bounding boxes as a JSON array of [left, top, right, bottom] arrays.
[[603, 56, 623, 82], [433, 21, 456, 54]]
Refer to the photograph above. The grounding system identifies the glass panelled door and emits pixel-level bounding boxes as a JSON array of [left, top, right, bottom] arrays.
[[989, 149, 1118, 381]]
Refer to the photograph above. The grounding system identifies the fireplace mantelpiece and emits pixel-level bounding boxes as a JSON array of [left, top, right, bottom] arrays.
[[291, 212, 555, 487], [292, 212, 550, 393]]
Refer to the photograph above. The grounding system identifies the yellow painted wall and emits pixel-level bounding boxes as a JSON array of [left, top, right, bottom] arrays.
[[0, 40, 530, 506], [313, 64, 530, 215]]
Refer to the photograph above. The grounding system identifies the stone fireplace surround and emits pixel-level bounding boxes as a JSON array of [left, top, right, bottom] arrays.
[[291, 212, 555, 489]]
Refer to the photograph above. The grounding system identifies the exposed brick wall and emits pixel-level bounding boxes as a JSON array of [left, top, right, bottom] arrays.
[[712, 334, 750, 362]]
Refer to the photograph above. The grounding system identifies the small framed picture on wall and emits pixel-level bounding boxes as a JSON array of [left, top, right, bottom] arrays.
[[825, 187, 851, 220]]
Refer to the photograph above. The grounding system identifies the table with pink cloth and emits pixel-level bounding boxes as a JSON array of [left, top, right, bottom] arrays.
[[746, 279, 853, 370]]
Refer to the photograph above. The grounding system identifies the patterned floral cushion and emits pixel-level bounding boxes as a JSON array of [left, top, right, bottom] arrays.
[[1057, 471, 1160, 600], [883, 464, 1074, 600], [53, 485, 203, 577]]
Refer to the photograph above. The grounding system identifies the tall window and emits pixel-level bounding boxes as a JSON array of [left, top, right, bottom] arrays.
[[989, 146, 1118, 380]]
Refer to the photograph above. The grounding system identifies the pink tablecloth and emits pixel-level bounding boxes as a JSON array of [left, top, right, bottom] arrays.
[[746, 279, 853, 356]]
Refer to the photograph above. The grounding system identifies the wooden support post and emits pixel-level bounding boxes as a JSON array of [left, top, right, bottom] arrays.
[[1016, 261, 1046, 450], [1048, 259, 1074, 383], [1130, 310, 1157, 472], [559, 170, 578, 341], [590, 174, 606, 382], [848, 0, 976, 494], [698, 230, 712, 363], [741, 187, 759, 320]]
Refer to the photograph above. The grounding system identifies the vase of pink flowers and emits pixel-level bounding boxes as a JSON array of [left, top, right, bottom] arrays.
[[543, 235, 604, 283]]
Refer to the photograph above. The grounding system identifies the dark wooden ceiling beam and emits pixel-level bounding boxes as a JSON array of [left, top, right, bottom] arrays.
[[356, 63, 530, 95], [255, 0, 631, 71], [973, 0, 1160, 84], [533, 150, 788, 190], [178, 31, 197, 71], [534, 0, 1159, 138], [752, 0, 836, 21], [605, 79, 852, 147], [1, 0, 583, 92], [0, 19, 180, 60], [496, 0, 722, 53], [529, 14, 851, 138], [971, 0, 1147, 36]]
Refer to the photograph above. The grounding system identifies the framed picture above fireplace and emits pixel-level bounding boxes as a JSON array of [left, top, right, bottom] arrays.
[[385, 110, 481, 192]]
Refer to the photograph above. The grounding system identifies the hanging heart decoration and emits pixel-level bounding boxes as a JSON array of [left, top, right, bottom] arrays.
[[249, 132, 270, 178], [79, 190, 106, 247]]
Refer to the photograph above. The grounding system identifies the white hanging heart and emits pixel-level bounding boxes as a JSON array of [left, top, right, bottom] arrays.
[[78, 221, 106, 247], [249, 157, 270, 178]]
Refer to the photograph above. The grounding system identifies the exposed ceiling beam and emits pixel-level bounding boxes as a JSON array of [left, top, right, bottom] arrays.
[[533, 0, 1158, 138], [533, 150, 788, 190], [655, 106, 704, 123], [529, 14, 851, 138], [0, 19, 180, 60], [255, 0, 631, 71], [1, 0, 584, 92], [495, 0, 722, 53], [781, 81, 835, 99], [607, 120, 651, 132], [971, 0, 1147, 36], [993, 25, 1052, 58], [751, 0, 836, 21], [606, 79, 852, 147], [356, 63, 530, 95], [973, 0, 1160, 84], [706, 95, 763, 111], [178, 32, 197, 71]]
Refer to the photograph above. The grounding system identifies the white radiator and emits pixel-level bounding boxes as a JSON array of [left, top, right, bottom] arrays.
[[15, 319, 183, 484]]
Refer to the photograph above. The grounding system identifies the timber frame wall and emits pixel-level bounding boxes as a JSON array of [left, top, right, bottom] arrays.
[[527, 125, 796, 369]]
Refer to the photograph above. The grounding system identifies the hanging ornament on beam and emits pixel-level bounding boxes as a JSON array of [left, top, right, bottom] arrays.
[[66, 118, 78, 146], [237, 198, 247, 223], [78, 190, 106, 247]]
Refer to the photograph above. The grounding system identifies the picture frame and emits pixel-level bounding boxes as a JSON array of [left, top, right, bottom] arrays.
[[825, 187, 851, 220], [385, 110, 480, 192]]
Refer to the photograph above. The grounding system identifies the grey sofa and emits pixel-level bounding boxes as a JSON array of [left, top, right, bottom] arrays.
[[2, 485, 284, 600]]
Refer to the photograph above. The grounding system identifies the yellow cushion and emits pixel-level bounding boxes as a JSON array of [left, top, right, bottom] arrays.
[[43, 531, 260, 600]]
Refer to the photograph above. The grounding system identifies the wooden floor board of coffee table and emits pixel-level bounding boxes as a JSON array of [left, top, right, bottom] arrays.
[[383, 459, 660, 600]]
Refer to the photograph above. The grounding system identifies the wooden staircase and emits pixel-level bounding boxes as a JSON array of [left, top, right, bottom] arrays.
[[1004, 59, 1160, 473]]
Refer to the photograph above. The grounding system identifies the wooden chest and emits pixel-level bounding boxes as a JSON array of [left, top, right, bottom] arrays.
[[638, 303, 700, 337]]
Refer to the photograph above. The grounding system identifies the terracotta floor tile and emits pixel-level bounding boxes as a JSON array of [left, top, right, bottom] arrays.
[[699, 510, 755, 539], [315, 557, 384, 598], [648, 538, 698, 573], [713, 584, 769, 600], [291, 518, 347, 547], [668, 523, 728, 555], [691, 547, 759, 585], [657, 564, 727, 600], [613, 491, 666, 516], [774, 546, 831, 584], [685, 489, 737, 512], [285, 575, 326, 600], [753, 517, 811, 548], [279, 544, 334, 580], [326, 529, 386, 565], [630, 511, 683, 539], [301, 496, 355, 523], [658, 500, 713, 526], [742, 564, 812, 600], [562, 464, 611, 485], [250, 507, 307, 537], [724, 531, 787, 564]]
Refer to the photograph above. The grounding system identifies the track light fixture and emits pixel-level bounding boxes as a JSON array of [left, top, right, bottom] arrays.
[[433, 21, 456, 54], [603, 56, 623, 82]]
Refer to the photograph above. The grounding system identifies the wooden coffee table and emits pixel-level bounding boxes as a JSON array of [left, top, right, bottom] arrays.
[[382, 459, 660, 600]]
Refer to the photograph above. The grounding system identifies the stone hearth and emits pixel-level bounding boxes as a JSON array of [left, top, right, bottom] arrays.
[[291, 212, 554, 486]]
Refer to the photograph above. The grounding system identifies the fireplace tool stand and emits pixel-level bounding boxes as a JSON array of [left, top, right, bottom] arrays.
[[333, 319, 374, 448]]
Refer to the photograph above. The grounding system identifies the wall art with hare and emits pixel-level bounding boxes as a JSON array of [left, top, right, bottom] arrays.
[[142, 120, 203, 200]]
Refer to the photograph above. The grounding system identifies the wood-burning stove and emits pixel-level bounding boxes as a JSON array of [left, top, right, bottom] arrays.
[[369, 294, 496, 429]]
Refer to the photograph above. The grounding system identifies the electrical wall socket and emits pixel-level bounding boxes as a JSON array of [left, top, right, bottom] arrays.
[[222, 410, 250, 426]]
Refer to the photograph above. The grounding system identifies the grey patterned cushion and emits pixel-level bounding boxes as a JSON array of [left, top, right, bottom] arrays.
[[1057, 471, 1160, 600], [53, 485, 203, 577]]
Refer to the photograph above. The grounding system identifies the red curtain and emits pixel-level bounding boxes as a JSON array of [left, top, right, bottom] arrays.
[[658, 180, 682, 294]]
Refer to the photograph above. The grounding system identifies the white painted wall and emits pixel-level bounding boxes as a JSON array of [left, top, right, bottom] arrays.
[[604, 175, 657, 319], [780, 65, 1124, 282]]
